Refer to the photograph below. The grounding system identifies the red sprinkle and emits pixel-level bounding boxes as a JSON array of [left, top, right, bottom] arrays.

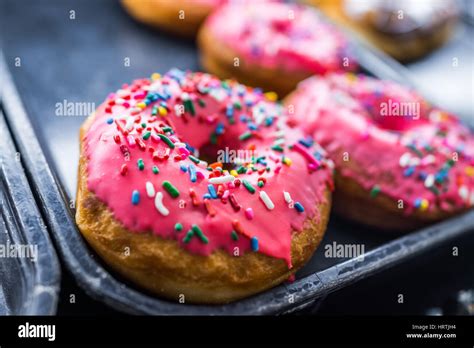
[[229, 194, 241, 212], [135, 138, 146, 151], [189, 188, 200, 206], [120, 164, 128, 176], [204, 199, 217, 217]]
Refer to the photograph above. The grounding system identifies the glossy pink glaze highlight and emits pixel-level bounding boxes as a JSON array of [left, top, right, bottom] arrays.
[[84, 70, 333, 266], [287, 73, 474, 214], [204, 2, 356, 74]]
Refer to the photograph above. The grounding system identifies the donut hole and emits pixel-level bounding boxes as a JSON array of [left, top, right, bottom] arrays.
[[197, 142, 253, 172]]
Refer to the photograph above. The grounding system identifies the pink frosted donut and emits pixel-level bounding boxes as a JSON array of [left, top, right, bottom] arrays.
[[198, 1, 357, 96], [76, 69, 334, 303], [286, 73, 474, 231]]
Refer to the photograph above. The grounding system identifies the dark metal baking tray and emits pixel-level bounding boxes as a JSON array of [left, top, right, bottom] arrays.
[[0, 110, 61, 315], [1, 0, 473, 314]]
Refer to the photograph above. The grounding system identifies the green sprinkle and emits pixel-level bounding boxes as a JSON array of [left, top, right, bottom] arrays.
[[162, 126, 173, 133], [231, 231, 239, 241], [237, 166, 247, 174], [198, 99, 206, 107], [406, 144, 423, 158], [189, 155, 200, 164], [162, 180, 180, 198], [271, 145, 284, 152], [152, 166, 159, 174], [137, 159, 145, 171], [157, 133, 175, 149], [210, 133, 218, 145], [142, 131, 151, 140], [257, 181, 264, 188], [192, 224, 208, 244], [239, 131, 252, 141], [242, 179, 256, 194], [183, 99, 195, 116], [174, 223, 183, 232], [233, 101, 242, 110], [370, 185, 380, 198], [429, 186, 440, 196], [152, 105, 158, 115], [183, 230, 194, 243], [141, 122, 147, 128]]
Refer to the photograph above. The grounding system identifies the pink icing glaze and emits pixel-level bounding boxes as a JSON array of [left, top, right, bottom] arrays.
[[287, 73, 474, 214], [84, 69, 334, 266], [204, 1, 357, 74]]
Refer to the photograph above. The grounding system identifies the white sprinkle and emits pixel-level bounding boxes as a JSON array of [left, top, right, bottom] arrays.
[[283, 191, 292, 204], [116, 89, 128, 97], [424, 174, 435, 188], [174, 105, 183, 116], [146, 181, 155, 198], [174, 142, 187, 148], [469, 191, 474, 206], [458, 186, 469, 201], [115, 97, 126, 105], [197, 160, 208, 168], [409, 157, 420, 167], [399, 153, 411, 167], [421, 154, 436, 166], [209, 175, 235, 185], [125, 116, 135, 131], [154, 192, 169, 216], [259, 191, 275, 210]]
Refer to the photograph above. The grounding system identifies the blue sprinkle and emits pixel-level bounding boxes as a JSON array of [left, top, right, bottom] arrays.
[[299, 137, 314, 148], [403, 166, 415, 177], [180, 165, 188, 173], [248, 123, 258, 131], [414, 198, 422, 208], [435, 170, 448, 183], [208, 184, 217, 199], [251, 237, 259, 252], [203, 193, 212, 199], [131, 190, 140, 205], [185, 143, 195, 153], [240, 114, 248, 122], [264, 116, 274, 126], [106, 117, 114, 124], [294, 202, 305, 213], [188, 164, 197, 183], [418, 171, 427, 181], [226, 105, 233, 118], [215, 122, 225, 135]]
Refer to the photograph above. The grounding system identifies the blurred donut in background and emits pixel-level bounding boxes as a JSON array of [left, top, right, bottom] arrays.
[[199, 1, 357, 97], [121, 0, 224, 37], [310, 0, 459, 62]]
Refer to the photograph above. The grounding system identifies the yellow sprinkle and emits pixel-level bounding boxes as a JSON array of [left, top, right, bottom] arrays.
[[151, 73, 161, 81], [420, 199, 429, 211], [230, 170, 238, 177], [346, 72, 357, 82], [136, 102, 146, 109], [158, 106, 167, 116], [264, 91, 278, 102], [283, 157, 292, 166], [465, 166, 474, 177]]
